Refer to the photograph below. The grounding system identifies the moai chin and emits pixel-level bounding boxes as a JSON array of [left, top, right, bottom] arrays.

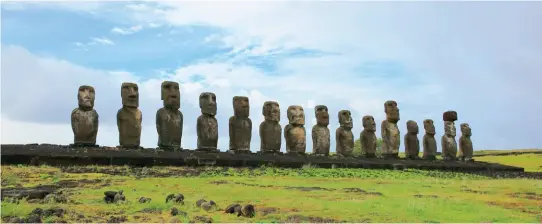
[[441, 111, 458, 160], [259, 101, 282, 153], [71, 85, 99, 147], [229, 96, 252, 152], [360, 115, 377, 158], [284, 105, 306, 154], [458, 123, 474, 162], [117, 82, 142, 148], [422, 119, 438, 160], [312, 105, 330, 156], [156, 81, 183, 151], [404, 120, 420, 159], [381, 100, 400, 159], [197, 92, 218, 151], [336, 110, 354, 157]]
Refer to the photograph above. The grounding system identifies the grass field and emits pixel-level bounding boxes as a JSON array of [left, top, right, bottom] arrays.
[[1, 151, 541, 223]]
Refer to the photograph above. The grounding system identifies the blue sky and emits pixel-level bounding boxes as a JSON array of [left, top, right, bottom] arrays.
[[2, 1, 541, 151]]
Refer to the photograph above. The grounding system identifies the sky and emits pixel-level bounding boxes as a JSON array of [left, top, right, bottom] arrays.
[[1, 1, 542, 152]]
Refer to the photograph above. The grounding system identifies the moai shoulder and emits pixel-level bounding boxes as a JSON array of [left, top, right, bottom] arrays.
[[381, 100, 400, 159], [336, 110, 354, 157], [360, 115, 377, 158], [71, 85, 99, 147], [197, 92, 218, 151], [229, 96, 252, 153], [156, 81, 183, 151], [312, 105, 330, 156], [117, 82, 142, 149], [285, 105, 306, 154], [422, 119, 437, 160]]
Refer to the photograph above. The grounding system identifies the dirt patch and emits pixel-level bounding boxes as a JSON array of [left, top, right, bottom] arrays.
[[509, 192, 542, 201], [139, 208, 163, 214], [61, 166, 204, 178], [413, 194, 439, 198], [460, 187, 489, 194], [56, 179, 109, 188], [286, 215, 344, 223], [486, 201, 539, 214], [209, 180, 229, 185], [107, 215, 128, 223], [285, 186, 333, 191], [343, 188, 367, 193], [190, 215, 212, 223], [258, 207, 279, 216]]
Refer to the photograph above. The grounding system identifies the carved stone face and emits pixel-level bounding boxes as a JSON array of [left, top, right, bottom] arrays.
[[460, 123, 472, 136], [444, 121, 456, 137], [199, 92, 217, 115], [407, 120, 419, 134], [338, 110, 353, 129], [233, 96, 249, 117], [423, 119, 435, 135], [78, 85, 95, 110], [384, 100, 400, 123], [263, 101, 280, 122], [287, 105, 305, 125], [161, 81, 180, 109], [362, 115, 376, 132], [121, 82, 139, 108], [314, 105, 329, 126]]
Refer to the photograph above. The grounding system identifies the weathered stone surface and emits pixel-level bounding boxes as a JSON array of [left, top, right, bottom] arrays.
[[260, 101, 282, 153], [443, 110, 458, 122], [71, 85, 99, 146], [404, 120, 420, 159], [285, 105, 306, 154], [117, 83, 142, 148], [336, 110, 354, 157], [381, 100, 400, 158], [422, 119, 437, 160], [441, 121, 458, 160], [229, 96, 252, 152], [312, 105, 330, 155], [459, 123, 474, 161], [197, 92, 218, 151], [156, 81, 183, 150], [360, 115, 377, 157]]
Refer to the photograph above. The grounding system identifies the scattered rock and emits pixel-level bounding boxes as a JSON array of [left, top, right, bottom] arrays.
[[342, 188, 367, 193], [241, 204, 255, 218], [138, 197, 151, 203], [107, 216, 127, 223], [286, 215, 342, 223], [170, 207, 179, 216], [258, 207, 278, 216], [224, 203, 242, 215], [140, 208, 162, 214], [191, 215, 212, 223], [209, 180, 228, 185], [196, 199, 207, 207]]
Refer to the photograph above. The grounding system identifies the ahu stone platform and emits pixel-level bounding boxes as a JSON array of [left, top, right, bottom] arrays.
[[0, 144, 524, 172]]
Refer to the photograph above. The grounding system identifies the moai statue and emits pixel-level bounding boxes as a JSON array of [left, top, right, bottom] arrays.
[[441, 111, 458, 160], [360, 115, 377, 158], [404, 120, 420, 159], [229, 96, 252, 153], [422, 119, 437, 160], [381, 100, 400, 159], [312, 105, 330, 156], [156, 81, 183, 151], [284, 105, 306, 154], [336, 110, 354, 157], [197, 92, 218, 151], [71, 85, 99, 147], [259, 101, 282, 153], [117, 82, 142, 148], [458, 123, 474, 162]]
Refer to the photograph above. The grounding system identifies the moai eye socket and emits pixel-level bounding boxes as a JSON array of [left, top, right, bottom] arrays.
[[134, 86, 138, 91]]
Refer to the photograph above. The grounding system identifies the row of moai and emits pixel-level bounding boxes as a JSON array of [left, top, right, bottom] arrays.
[[71, 82, 474, 161]]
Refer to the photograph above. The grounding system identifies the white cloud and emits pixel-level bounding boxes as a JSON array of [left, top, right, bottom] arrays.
[[90, 37, 114, 45], [111, 25, 143, 35]]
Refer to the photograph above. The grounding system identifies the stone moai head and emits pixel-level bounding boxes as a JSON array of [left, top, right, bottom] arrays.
[[161, 81, 180, 109], [423, 119, 435, 135], [314, 105, 329, 126], [233, 96, 249, 118], [407, 120, 419, 134], [461, 123, 472, 137], [384, 100, 400, 123], [443, 111, 458, 122], [121, 82, 139, 108], [263, 101, 280, 122], [199, 92, 217, 115], [287, 105, 305, 125], [444, 121, 456, 137], [362, 115, 376, 132], [77, 85, 95, 110], [338, 110, 353, 129]]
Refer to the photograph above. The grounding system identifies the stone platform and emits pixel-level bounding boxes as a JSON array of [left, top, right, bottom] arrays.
[[0, 144, 524, 172]]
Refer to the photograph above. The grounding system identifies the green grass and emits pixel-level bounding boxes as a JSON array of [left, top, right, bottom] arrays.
[[2, 161, 541, 223], [475, 153, 542, 172], [474, 149, 542, 156]]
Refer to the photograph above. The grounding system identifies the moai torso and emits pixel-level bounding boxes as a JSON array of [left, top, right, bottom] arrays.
[[381, 100, 400, 158], [336, 110, 354, 156], [285, 105, 306, 154], [229, 96, 252, 151], [117, 83, 142, 148], [404, 120, 420, 159], [441, 111, 458, 160], [156, 81, 183, 150], [197, 92, 218, 151], [71, 85, 99, 146], [361, 116, 377, 157], [422, 119, 437, 160], [312, 105, 330, 155], [260, 101, 282, 153], [458, 123, 474, 161]]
